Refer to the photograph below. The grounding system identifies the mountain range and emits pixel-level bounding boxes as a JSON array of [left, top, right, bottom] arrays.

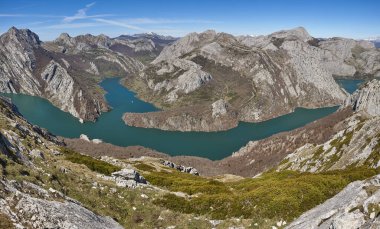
[[1, 26, 379, 128]]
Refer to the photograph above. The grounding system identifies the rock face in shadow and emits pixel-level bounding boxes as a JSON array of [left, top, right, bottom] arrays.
[[124, 27, 376, 131]]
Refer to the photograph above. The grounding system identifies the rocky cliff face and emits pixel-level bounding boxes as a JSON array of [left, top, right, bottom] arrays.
[[0, 27, 145, 121], [345, 79, 380, 116], [319, 38, 380, 77], [124, 27, 360, 131]]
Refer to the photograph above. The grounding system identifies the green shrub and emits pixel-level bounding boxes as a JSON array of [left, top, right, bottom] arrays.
[[143, 170, 229, 195], [61, 148, 121, 175], [134, 163, 155, 172], [151, 167, 377, 221]]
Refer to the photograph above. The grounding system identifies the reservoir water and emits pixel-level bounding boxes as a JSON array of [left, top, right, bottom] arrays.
[[335, 79, 364, 94], [2, 78, 361, 160]]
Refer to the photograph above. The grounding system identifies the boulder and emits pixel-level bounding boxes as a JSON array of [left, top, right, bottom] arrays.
[[160, 159, 199, 176], [212, 99, 228, 118], [111, 169, 147, 188]]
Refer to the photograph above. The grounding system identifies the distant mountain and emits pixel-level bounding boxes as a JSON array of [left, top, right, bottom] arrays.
[[114, 33, 178, 62], [365, 36, 380, 48], [117, 32, 178, 42]]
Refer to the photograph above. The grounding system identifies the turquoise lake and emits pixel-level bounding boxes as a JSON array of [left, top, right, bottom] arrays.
[[2, 78, 361, 160], [335, 79, 364, 94]]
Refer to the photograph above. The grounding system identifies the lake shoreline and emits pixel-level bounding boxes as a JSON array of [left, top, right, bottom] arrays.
[[0, 78, 361, 160]]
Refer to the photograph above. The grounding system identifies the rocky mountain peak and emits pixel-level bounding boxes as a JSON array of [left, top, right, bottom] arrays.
[[152, 30, 217, 63], [57, 32, 71, 40], [55, 32, 73, 45], [270, 26, 312, 42], [53, 33, 111, 49], [2, 26, 41, 47]]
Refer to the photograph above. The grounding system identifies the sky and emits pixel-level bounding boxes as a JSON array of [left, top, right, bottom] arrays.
[[0, 0, 379, 41]]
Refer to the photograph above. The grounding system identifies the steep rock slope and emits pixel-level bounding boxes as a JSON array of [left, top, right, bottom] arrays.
[[278, 79, 380, 172], [0, 27, 143, 121], [319, 38, 380, 77], [124, 27, 357, 131], [345, 79, 380, 116]]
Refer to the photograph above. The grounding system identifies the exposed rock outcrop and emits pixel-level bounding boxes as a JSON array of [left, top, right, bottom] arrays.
[[0, 180, 123, 229], [287, 175, 380, 229], [345, 79, 380, 116], [319, 38, 380, 77], [160, 159, 199, 175], [110, 168, 147, 188], [211, 99, 228, 118], [0, 27, 111, 121]]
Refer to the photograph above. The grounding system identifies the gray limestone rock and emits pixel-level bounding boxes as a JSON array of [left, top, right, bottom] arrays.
[[345, 79, 380, 116], [287, 175, 380, 229]]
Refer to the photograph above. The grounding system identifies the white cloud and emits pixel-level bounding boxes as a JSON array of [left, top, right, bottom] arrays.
[[43, 22, 102, 29], [63, 2, 111, 23], [121, 18, 220, 25], [93, 18, 145, 31]]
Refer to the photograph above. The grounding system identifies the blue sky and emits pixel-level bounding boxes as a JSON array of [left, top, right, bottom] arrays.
[[0, 0, 379, 41]]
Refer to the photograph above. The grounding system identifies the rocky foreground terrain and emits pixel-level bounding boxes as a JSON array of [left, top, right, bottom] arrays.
[[0, 27, 175, 122], [123, 27, 380, 131]]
